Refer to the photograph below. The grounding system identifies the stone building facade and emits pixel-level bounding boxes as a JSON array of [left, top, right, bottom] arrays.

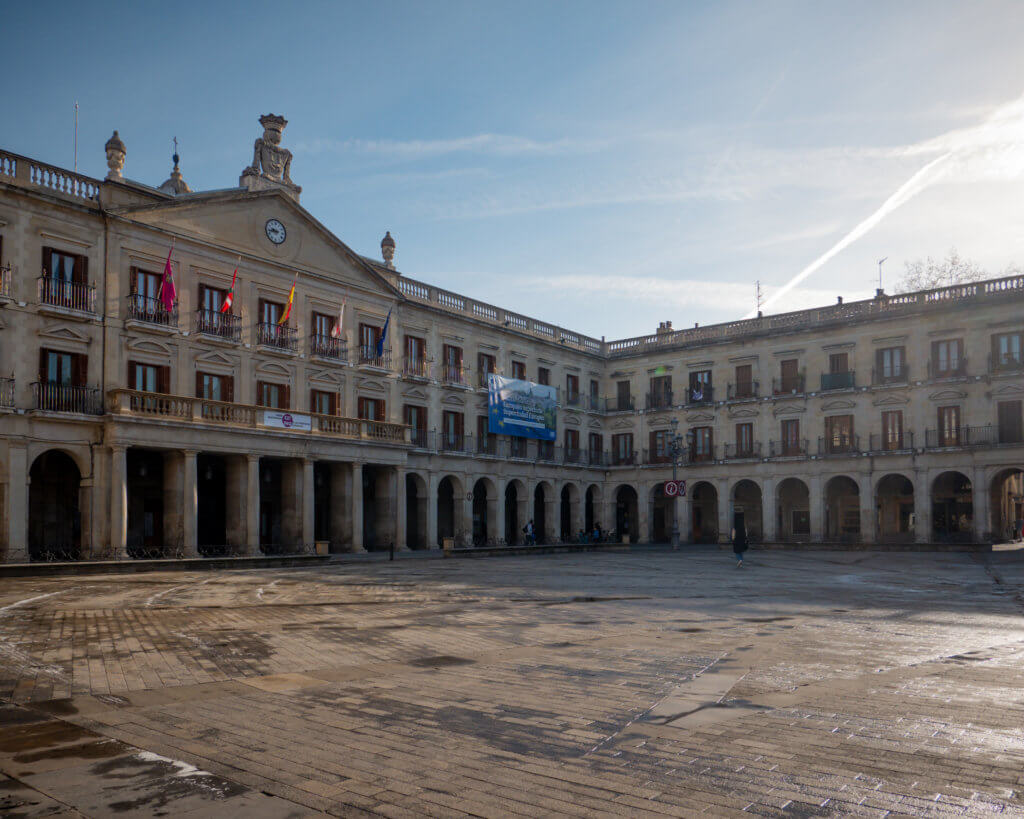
[[1, 115, 1023, 562]]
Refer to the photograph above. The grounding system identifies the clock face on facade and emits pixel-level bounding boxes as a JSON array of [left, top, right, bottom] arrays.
[[265, 218, 286, 244]]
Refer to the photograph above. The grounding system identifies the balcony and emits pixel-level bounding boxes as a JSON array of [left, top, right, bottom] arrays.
[[194, 310, 242, 342], [587, 449, 608, 467], [769, 439, 809, 458], [925, 425, 996, 449], [310, 333, 346, 362], [32, 382, 102, 414], [990, 353, 1024, 375], [604, 395, 636, 412], [441, 433, 468, 453], [441, 363, 470, 387], [585, 395, 602, 411], [643, 449, 673, 465], [0, 264, 11, 301], [0, 377, 13, 408], [564, 392, 582, 408], [537, 442, 557, 462], [872, 366, 909, 386], [610, 450, 636, 466], [357, 345, 392, 370], [564, 447, 584, 464], [410, 428, 430, 449], [868, 431, 914, 453], [686, 385, 714, 406], [727, 381, 759, 401], [818, 434, 860, 456], [820, 370, 856, 391], [256, 322, 297, 352], [476, 434, 499, 456], [403, 356, 430, 379], [645, 390, 673, 411], [927, 358, 968, 380], [772, 375, 805, 396], [724, 441, 761, 460], [108, 389, 409, 444], [126, 294, 177, 328], [688, 445, 716, 463], [37, 276, 95, 314]]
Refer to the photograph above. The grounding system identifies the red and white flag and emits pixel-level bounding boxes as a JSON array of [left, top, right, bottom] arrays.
[[158, 242, 176, 312], [220, 257, 239, 313], [330, 297, 346, 339]]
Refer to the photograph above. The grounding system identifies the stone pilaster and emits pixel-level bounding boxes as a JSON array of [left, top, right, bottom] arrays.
[[302, 459, 315, 548], [246, 455, 260, 554], [395, 466, 408, 550], [110, 446, 127, 558], [182, 450, 198, 557], [5, 443, 28, 563], [351, 462, 365, 552]]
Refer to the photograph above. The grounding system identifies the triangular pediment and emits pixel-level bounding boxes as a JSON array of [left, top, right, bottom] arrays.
[[254, 360, 291, 378], [441, 394, 465, 407], [929, 388, 967, 401], [773, 404, 806, 417], [126, 337, 175, 356], [194, 349, 237, 368], [401, 387, 429, 400], [611, 418, 634, 429], [727, 408, 759, 419], [873, 394, 909, 407], [308, 369, 343, 388], [564, 414, 581, 427], [38, 323, 91, 346], [993, 383, 1024, 396], [821, 398, 856, 411], [355, 377, 386, 394], [114, 189, 402, 301], [588, 419, 602, 429], [685, 412, 715, 423]]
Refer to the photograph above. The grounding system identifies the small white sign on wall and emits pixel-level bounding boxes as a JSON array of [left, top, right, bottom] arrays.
[[261, 411, 312, 432]]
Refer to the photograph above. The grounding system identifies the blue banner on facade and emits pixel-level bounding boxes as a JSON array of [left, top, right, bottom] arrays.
[[488, 374, 557, 441]]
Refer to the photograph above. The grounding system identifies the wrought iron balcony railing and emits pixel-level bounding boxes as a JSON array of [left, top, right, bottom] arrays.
[[610, 450, 637, 466], [989, 353, 1024, 374], [0, 264, 11, 299], [645, 390, 673, 411], [726, 381, 759, 400], [256, 322, 297, 351], [868, 431, 914, 452], [818, 434, 860, 456], [126, 294, 177, 327], [820, 370, 856, 391], [686, 385, 714, 405], [604, 395, 636, 412], [403, 356, 430, 378], [358, 346, 392, 369], [688, 445, 716, 463], [927, 358, 968, 379], [32, 382, 102, 414], [872, 366, 909, 386], [310, 333, 346, 361], [194, 310, 242, 342], [724, 441, 761, 460], [38, 276, 95, 313], [772, 375, 805, 396], [925, 425, 996, 449], [769, 438, 809, 457], [441, 363, 470, 386]]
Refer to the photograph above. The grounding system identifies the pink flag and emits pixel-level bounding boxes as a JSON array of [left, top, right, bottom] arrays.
[[159, 244, 176, 312], [330, 297, 346, 339]]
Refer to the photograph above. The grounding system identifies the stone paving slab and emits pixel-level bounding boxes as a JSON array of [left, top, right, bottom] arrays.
[[0, 548, 1022, 816]]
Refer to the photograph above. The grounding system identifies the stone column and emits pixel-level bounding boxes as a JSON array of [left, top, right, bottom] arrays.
[[329, 462, 349, 552], [638, 485, 651, 544], [761, 478, 777, 542], [246, 455, 260, 554], [809, 474, 824, 542], [5, 443, 28, 563], [427, 472, 439, 549], [972, 466, 990, 542], [351, 462, 365, 552], [302, 458, 315, 548], [569, 484, 583, 538], [543, 491, 556, 544], [717, 478, 732, 545], [225, 456, 246, 552], [914, 470, 931, 543], [494, 478, 506, 545], [463, 484, 475, 546], [110, 446, 127, 558], [280, 460, 303, 548], [395, 466, 408, 550], [603, 485, 617, 540], [78, 478, 94, 558], [678, 494, 692, 544], [857, 474, 876, 544], [182, 450, 198, 558]]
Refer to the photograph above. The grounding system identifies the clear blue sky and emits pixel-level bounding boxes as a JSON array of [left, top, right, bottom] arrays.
[[5, 1, 1024, 338]]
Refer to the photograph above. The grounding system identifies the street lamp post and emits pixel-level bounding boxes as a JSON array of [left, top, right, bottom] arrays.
[[668, 418, 688, 550]]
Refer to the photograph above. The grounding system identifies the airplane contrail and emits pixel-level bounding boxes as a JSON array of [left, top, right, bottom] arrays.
[[747, 91, 1024, 318]]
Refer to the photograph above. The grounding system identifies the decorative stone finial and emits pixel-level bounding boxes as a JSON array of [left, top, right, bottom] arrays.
[[105, 130, 126, 180], [159, 139, 191, 195], [381, 231, 396, 269], [240, 113, 301, 200]]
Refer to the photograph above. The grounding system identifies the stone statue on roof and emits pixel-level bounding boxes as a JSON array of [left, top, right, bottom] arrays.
[[240, 114, 301, 200]]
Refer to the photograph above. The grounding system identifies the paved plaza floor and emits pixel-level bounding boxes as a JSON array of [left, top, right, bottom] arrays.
[[0, 547, 1022, 818]]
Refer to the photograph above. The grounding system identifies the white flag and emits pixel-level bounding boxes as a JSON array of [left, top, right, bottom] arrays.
[[331, 297, 346, 339]]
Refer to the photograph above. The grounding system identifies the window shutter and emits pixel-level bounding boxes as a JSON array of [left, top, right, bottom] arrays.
[[649, 430, 657, 454], [42, 247, 52, 276], [309, 389, 316, 413], [330, 392, 338, 416], [258, 299, 267, 326], [282, 383, 290, 409], [128, 360, 138, 390], [39, 348, 48, 382], [158, 366, 170, 394], [195, 371, 204, 398], [256, 380, 266, 406], [73, 254, 87, 285], [225, 376, 234, 403], [73, 354, 87, 387]]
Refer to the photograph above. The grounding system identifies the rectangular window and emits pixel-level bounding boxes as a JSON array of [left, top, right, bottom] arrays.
[[829, 352, 849, 374], [881, 410, 904, 450], [43, 349, 73, 385], [256, 381, 288, 409], [129, 361, 168, 393], [825, 414, 854, 452], [312, 312, 333, 338], [735, 422, 753, 456], [932, 339, 964, 377], [649, 375, 671, 409], [442, 410, 464, 449], [405, 335, 425, 361], [734, 364, 753, 398], [616, 379, 631, 410], [357, 396, 385, 420], [443, 344, 464, 383], [691, 426, 713, 460], [196, 372, 232, 402], [478, 353, 496, 387], [43, 247, 86, 283], [537, 367, 550, 386], [993, 333, 1023, 369], [260, 299, 283, 326], [588, 433, 603, 462], [876, 346, 905, 382], [132, 268, 161, 301], [938, 405, 961, 446], [510, 436, 527, 457], [612, 433, 633, 465], [649, 429, 671, 463], [998, 400, 1022, 444], [310, 389, 337, 415], [565, 428, 579, 455], [511, 360, 526, 380], [566, 373, 579, 403], [689, 370, 711, 402], [359, 323, 381, 350], [404, 404, 427, 446], [590, 379, 599, 400], [779, 358, 800, 393], [781, 418, 801, 455], [200, 284, 227, 313]]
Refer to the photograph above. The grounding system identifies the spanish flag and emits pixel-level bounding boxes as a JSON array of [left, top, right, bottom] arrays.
[[278, 276, 296, 325]]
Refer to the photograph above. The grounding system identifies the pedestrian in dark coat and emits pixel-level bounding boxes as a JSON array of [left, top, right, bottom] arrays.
[[731, 514, 748, 568]]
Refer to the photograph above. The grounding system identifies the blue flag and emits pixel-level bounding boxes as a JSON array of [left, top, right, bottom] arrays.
[[376, 308, 391, 357]]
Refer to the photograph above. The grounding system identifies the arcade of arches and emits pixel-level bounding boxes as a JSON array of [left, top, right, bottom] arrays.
[[6, 446, 1024, 560]]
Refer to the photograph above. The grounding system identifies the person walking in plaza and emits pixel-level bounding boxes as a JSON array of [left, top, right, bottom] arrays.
[[524, 519, 536, 546], [731, 513, 748, 568]]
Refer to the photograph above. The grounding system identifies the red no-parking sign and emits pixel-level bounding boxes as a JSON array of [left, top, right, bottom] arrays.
[[663, 480, 686, 497]]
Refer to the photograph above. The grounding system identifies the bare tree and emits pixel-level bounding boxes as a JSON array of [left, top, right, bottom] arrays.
[[896, 248, 985, 293]]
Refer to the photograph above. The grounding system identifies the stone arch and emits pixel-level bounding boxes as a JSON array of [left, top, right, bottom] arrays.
[[932, 471, 974, 542], [560, 482, 581, 542], [505, 478, 527, 545], [776, 477, 810, 542], [29, 450, 82, 561], [584, 484, 602, 533], [406, 472, 429, 549], [614, 484, 639, 542], [825, 475, 861, 542], [649, 483, 676, 543], [534, 480, 554, 543], [875, 473, 915, 542], [731, 479, 762, 542], [472, 476, 498, 545], [437, 474, 465, 547], [690, 480, 718, 543], [990, 467, 1024, 542]]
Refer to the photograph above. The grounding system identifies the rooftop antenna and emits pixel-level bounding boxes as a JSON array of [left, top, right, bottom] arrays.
[[173, 136, 179, 166], [755, 280, 764, 314], [73, 101, 79, 172], [877, 257, 887, 291]]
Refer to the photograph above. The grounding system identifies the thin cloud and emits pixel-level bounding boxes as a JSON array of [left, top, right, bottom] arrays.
[[297, 133, 610, 159]]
